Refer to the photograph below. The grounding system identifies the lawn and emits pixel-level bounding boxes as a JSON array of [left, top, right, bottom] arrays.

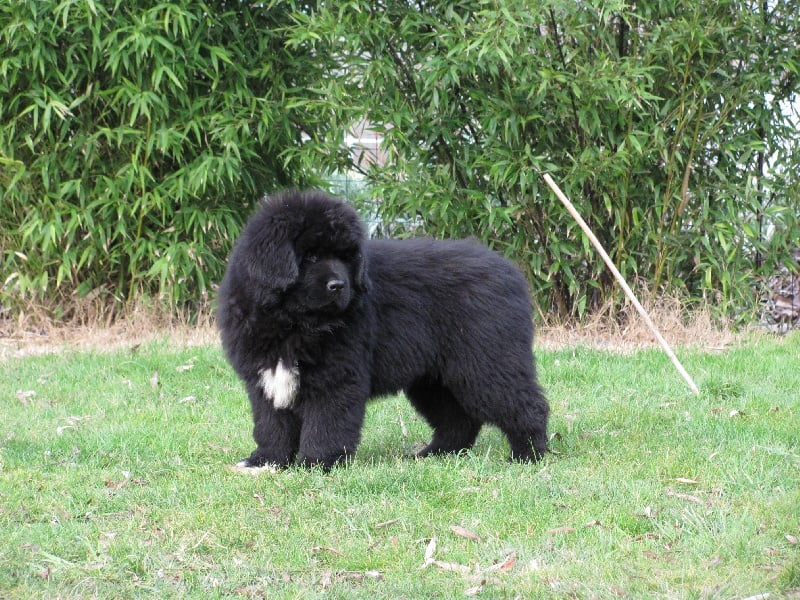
[[1, 333, 798, 599]]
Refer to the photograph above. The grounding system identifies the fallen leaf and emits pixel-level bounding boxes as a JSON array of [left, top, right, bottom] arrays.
[[236, 584, 270, 597], [259, 506, 282, 516], [632, 533, 661, 542], [485, 553, 516, 572], [728, 409, 745, 418], [375, 518, 400, 529], [319, 570, 333, 589], [150, 371, 159, 388], [207, 443, 231, 453], [640, 506, 657, 519], [786, 534, 798, 545], [666, 489, 704, 504], [311, 546, 343, 557], [56, 416, 89, 436], [423, 537, 437, 564], [450, 525, 481, 542], [675, 478, 699, 485], [465, 580, 486, 596], [397, 407, 408, 437], [339, 571, 382, 583], [583, 520, 602, 528], [176, 363, 194, 372], [16, 390, 36, 405], [99, 532, 117, 548], [564, 413, 577, 434], [548, 527, 576, 535], [104, 477, 130, 491], [430, 560, 470, 573]]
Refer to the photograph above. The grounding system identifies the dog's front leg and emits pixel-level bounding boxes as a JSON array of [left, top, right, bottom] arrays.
[[238, 380, 301, 468], [295, 393, 367, 471]]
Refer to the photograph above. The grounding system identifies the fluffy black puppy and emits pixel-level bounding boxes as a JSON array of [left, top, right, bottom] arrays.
[[217, 190, 549, 470]]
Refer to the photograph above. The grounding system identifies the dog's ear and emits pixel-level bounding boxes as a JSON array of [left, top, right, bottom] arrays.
[[246, 235, 299, 293]]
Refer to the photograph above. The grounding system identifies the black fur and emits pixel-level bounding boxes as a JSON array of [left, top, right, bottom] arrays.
[[217, 190, 549, 470]]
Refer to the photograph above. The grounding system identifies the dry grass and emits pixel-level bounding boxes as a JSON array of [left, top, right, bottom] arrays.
[[538, 295, 739, 353], [1, 292, 742, 363], [0, 299, 216, 361]]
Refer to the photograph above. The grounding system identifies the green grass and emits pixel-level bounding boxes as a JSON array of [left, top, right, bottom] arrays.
[[1, 334, 798, 599]]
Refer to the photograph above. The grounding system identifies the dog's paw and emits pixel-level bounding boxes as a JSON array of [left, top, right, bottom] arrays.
[[230, 459, 279, 475]]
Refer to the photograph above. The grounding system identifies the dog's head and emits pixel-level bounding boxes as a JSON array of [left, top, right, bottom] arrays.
[[288, 253, 356, 315], [224, 190, 368, 318]]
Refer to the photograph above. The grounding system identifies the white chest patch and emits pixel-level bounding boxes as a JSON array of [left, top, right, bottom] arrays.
[[259, 359, 300, 410]]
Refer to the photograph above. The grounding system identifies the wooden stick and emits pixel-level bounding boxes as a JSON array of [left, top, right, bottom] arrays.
[[542, 173, 700, 396]]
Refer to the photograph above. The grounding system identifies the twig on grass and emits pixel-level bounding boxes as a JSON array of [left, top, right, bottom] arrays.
[[542, 173, 701, 396]]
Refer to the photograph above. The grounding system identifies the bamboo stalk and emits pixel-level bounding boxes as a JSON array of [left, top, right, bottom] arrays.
[[542, 173, 700, 396]]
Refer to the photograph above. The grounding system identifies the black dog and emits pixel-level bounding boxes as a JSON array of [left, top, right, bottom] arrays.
[[217, 190, 549, 470]]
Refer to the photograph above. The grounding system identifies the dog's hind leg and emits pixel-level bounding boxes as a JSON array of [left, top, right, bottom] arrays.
[[405, 380, 482, 457], [504, 428, 548, 462], [494, 384, 549, 463], [448, 375, 549, 463]]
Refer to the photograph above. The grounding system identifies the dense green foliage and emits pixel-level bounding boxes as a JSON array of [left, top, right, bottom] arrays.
[[294, 0, 800, 318], [0, 0, 346, 312], [1, 0, 799, 320]]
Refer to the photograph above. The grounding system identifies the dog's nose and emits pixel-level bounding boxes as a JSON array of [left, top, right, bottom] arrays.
[[327, 279, 346, 292]]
